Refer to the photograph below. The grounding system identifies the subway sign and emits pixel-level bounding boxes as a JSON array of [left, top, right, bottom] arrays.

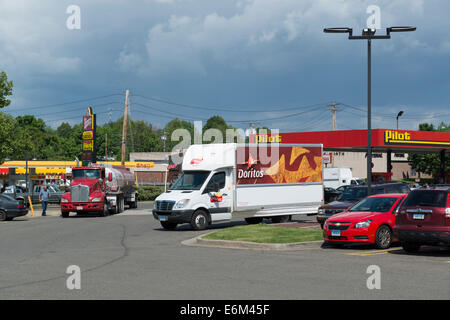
[[384, 130, 450, 147]]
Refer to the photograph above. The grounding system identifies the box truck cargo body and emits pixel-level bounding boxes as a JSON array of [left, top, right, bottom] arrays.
[[323, 167, 363, 189], [152, 143, 324, 230]]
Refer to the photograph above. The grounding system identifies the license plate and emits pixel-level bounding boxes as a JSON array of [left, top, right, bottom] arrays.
[[77, 206, 83, 210], [413, 213, 424, 220], [159, 216, 168, 221], [331, 230, 341, 236]]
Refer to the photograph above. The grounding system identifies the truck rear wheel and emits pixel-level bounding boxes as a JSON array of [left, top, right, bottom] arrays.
[[245, 217, 263, 224], [271, 215, 290, 223], [190, 210, 209, 230], [118, 197, 125, 213]]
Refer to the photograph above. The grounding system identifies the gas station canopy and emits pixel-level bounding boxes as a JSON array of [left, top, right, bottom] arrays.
[[252, 129, 450, 153]]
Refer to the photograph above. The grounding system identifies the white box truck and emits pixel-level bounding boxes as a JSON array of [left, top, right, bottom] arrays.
[[323, 167, 364, 189], [152, 143, 324, 230]]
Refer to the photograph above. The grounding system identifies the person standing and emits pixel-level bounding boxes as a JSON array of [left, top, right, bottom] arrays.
[[39, 185, 50, 216]]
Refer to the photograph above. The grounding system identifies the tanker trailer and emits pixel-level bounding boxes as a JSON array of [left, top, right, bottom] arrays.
[[60, 164, 138, 217]]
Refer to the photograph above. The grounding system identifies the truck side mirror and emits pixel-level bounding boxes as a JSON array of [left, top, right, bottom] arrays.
[[108, 172, 113, 182]]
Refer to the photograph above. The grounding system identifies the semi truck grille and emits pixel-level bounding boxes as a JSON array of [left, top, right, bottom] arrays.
[[71, 185, 90, 202], [155, 200, 175, 211]]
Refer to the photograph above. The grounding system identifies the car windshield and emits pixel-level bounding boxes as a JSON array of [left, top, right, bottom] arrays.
[[349, 197, 398, 213], [170, 171, 210, 190], [338, 187, 368, 201], [72, 169, 101, 179]]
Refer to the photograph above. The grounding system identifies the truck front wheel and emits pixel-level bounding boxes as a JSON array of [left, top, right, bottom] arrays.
[[99, 203, 109, 217], [161, 221, 178, 230], [61, 211, 69, 218], [190, 210, 209, 230]]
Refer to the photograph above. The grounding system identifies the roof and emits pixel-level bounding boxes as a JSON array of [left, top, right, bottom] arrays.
[[368, 193, 408, 198]]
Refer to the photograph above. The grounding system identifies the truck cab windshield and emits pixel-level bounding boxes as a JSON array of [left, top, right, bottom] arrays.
[[170, 171, 210, 190], [72, 169, 101, 179]]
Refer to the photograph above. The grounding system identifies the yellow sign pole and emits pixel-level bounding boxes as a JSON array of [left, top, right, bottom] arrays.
[[28, 196, 35, 217]]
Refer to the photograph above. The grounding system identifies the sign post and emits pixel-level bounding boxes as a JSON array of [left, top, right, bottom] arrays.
[[81, 107, 96, 166]]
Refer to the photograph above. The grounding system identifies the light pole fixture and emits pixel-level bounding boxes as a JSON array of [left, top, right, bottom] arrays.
[[323, 26, 415, 195], [396, 110, 404, 130]]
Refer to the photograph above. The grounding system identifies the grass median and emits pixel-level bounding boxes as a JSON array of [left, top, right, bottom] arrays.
[[203, 224, 323, 244]]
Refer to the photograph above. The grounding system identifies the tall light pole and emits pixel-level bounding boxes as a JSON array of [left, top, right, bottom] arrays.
[[323, 26, 416, 195], [396, 110, 404, 130]]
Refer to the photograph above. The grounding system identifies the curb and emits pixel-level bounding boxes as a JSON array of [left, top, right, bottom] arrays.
[[182, 231, 323, 251]]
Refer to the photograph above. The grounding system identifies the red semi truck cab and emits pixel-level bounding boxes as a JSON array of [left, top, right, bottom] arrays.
[[60, 164, 137, 217]]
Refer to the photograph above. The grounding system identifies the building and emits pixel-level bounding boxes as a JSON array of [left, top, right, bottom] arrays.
[[129, 152, 182, 185], [323, 151, 431, 181]]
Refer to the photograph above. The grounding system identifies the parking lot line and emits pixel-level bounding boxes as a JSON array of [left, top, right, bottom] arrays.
[[345, 248, 403, 256]]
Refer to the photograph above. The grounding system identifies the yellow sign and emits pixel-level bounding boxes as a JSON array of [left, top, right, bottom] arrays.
[[82, 131, 94, 140], [82, 140, 94, 151], [385, 130, 411, 143]]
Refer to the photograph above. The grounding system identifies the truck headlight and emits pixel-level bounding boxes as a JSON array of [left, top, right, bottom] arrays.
[[175, 199, 190, 209], [354, 220, 372, 229], [61, 198, 69, 203]]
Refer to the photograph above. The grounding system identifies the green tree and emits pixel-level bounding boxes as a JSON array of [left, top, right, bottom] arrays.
[[0, 71, 13, 108], [0, 113, 19, 163], [408, 122, 450, 177]]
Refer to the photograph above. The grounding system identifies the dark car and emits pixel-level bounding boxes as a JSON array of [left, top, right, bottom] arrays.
[[324, 187, 342, 203], [0, 194, 28, 221], [317, 182, 410, 228], [394, 187, 450, 253], [336, 185, 350, 193]]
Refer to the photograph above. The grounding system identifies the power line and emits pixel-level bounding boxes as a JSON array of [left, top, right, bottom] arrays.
[[9, 101, 123, 118], [7, 94, 123, 112], [132, 93, 331, 113]]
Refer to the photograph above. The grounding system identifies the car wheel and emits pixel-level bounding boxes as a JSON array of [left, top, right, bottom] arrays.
[[161, 221, 178, 230], [375, 225, 392, 249], [190, 210, 209, 230], [245, 217, 263, 224], [0, 210, 7, 221], [402, 242, 421, 253]]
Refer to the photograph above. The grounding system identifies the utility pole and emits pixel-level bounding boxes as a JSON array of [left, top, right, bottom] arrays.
[[327, 102, 342, 131], [105, 133, 108, 163], [121, 89, 129, 166], [242, 121, 260, 135]]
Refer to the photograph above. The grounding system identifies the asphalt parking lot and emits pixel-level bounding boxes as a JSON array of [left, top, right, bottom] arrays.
[[0, 202, 448, 299]]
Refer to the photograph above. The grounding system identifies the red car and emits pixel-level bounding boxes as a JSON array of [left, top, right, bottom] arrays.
[[394, 187, 450, 253], [323, 194, 407, 249]]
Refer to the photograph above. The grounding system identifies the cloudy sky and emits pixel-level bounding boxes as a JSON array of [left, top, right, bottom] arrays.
[[1, 0, 449, 133]]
